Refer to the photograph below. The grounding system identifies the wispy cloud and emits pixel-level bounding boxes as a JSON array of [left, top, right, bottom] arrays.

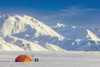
[[39, 7, 97, 22], [59, 7, 97, 16], [84, 8, 97, 11]]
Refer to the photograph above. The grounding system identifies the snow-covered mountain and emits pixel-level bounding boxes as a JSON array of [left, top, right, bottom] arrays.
[[0, 14, 100, 51], [0, 15, 65, 51]]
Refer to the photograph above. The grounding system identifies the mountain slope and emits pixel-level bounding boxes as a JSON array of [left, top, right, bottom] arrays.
[[87, 29, 100, 41], [0, 37, 24, 51]]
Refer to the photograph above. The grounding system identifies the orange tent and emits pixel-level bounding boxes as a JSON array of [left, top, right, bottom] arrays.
[[15, 55, 32, 62]]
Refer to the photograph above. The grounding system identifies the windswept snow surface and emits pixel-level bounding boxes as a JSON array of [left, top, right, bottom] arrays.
[[0, 51, 100, 67]]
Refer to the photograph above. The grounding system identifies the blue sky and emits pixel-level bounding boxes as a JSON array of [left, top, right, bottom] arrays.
[[0, 0, 100, 26]]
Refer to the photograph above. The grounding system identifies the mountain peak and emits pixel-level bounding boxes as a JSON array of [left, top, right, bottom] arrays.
[[87, 29, 100, 42], [0, 15, 64, 40]]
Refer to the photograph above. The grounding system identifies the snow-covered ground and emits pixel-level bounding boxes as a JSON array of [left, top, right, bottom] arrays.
[[0, 51, 100, 67]]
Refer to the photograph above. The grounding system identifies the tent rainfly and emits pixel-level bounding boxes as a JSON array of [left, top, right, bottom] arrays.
[[15, 55, 32, 62]]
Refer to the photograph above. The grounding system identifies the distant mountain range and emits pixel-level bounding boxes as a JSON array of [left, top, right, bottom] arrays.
[[52, 23, 100, 51]]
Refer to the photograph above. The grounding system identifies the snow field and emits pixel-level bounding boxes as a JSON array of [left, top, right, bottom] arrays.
[[0, 51, 100, 67]]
